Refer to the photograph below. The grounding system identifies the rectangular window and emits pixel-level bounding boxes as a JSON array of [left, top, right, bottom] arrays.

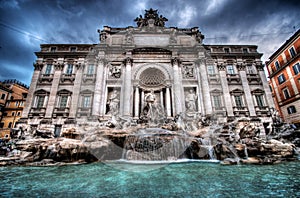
[[224, 48, 230, 53], [212, 95, 221, 109], [70, 47, 76, 52], [66, 64, 73, 75], [50, 47, 56, 52], [293, 63, 300, 75], [87, 64, 95, 75], [1, 93, 5, 100], [60, 96, 68, 108], [15, 101, 19, 106], [277, 74, 286, 84], [255, 95, 264, 107], [289, 47, 296, 58], [37, 96, 45, 108], [287, 106, 296, 114], [243, 48, 248, 53], [227, 65, 235, 74], [275, 61, 280, 70], [207, 65, 215, 75], [234, 95, 243, 107], [282, 88, 290, 99], [45, 64, 52, 75], [83, 96, 91, 108]]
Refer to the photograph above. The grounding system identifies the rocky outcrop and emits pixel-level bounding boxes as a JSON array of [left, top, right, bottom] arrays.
[[0, 120, 299, 166]]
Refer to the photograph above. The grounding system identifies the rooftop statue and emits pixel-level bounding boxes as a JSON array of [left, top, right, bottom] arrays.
[[134, 8, 168, 27]]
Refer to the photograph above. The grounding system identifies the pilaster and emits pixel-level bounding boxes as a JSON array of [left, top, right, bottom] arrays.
[[123, 57, 132, 116], [172, 57, 183, 114], [69, 63, 84, 118], [92, 58, 105, 116], [45, 63, 63, 118], [197, 59, 212, 115], [22, 63, 42, 118], [218, 64, 234, 117], [238, 64, 256, 116]]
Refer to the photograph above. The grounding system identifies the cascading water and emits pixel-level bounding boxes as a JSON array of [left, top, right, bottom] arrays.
[[121, 128, 191, 161], [198, 138, 217, 160], [244, 144, 249, 159]]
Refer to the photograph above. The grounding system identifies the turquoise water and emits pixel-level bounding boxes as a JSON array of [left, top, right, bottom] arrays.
[[0, 161, 299, 197]]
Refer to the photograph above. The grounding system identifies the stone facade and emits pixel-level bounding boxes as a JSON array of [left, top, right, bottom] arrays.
[[0, 80, 29, 137], [20, 9, 274, 134], [266, 29, 300, 126]]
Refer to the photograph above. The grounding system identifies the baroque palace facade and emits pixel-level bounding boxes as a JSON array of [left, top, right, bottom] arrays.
[[21, 9, 274, 134]]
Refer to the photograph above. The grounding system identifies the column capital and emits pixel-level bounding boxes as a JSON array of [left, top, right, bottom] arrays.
[[124, 57, 133, 65], [171, 57, 180, 65], [75, 63, 84, 70], [54, 63, 64, 71], [97, 58, 106, 65], [236, 63, 246, 71], [255, 63, 264, 71], [33, 63, 43, 71], [195, 59, 205, 65], [217, 64, 226, 71]]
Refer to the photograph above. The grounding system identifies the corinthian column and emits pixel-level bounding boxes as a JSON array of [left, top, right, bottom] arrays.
[[218, 64, 234, 117], [69, 63, 84, 118], [257, 63, 275, 108], [197, 59, 212, 115], [92, 58, 105, 116], [45, 63, 63, 118], [22, 63, 42, 118], [172, 58, 183, 114], [134, 86, 140, 118], [123, 57, 132, 116], [166, 86, 172, 117], [238, 64, 256, 116]]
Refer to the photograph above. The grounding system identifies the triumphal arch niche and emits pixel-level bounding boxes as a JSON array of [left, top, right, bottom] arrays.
[[94, 8, 206, 125]]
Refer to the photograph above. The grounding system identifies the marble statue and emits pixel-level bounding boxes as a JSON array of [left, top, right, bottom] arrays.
[[185, 89, 197, 112], [107, 90, 120, 115]]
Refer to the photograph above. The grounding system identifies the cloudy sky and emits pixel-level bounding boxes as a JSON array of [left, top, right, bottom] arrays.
[[0, 0, 299, 85]]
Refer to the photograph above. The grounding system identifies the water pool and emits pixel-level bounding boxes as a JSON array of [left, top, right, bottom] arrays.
[[0, 161, 299, 197]]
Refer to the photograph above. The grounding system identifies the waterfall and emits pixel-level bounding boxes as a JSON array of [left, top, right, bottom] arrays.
[[228, 145, 240, 164], [121, 128, 191, 161], [200, 138, 217, 160], [244, 144, 248, 159]]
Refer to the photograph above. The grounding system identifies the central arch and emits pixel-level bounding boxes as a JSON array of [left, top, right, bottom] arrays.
[[133, 64, 173, 118]]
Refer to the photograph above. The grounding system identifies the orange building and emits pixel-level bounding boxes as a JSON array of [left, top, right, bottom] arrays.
[[266, 29, 300, 126], [0, 80, 29, 138]]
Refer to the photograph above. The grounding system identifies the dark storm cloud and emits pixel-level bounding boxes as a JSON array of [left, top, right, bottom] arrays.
[[0, 0, 299, 85]]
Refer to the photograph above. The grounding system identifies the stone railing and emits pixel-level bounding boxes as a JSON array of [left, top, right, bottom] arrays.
[[233, 106, 249, 116], [60, 74, 76, 84], [53, 107, 70, 118], [82, 74, 96, 83], [77, 107, 92, 117], [29, 107, 46, 118], [226, 74, 241, 84], [38, 74, 54, 84], [247, 74, 261, 84]]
